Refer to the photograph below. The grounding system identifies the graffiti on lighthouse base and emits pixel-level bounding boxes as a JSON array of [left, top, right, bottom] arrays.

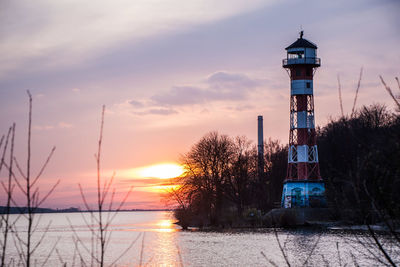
[[281, 182, 326, 208]]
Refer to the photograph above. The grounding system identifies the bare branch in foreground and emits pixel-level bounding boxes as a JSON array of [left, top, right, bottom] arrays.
[[0, 124, 15, 267], [273, 228, 291, 267], [11, 90, 60, 266], [72, 105, 135, 267], [380, 75, 400, 111], [260, 251, 279, 267], [337, 74, 344, 117], [351, 67, 363, 117]]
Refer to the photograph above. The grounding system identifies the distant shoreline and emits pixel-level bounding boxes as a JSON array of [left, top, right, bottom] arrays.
[[0, 206, 172, 214]]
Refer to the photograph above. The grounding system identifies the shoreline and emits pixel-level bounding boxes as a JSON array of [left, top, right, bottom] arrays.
[[0, 206, 173, 214], [179, 223, 400, 234]]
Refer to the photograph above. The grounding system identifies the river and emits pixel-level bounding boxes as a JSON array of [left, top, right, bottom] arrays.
[[3, 211, 398, 266]]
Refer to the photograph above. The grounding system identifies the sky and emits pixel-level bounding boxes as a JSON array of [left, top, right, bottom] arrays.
[[0, 0, 399, 209]]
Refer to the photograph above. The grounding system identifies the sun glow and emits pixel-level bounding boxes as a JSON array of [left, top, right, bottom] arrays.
[[138, 163, 184, 179], [146, 184, 181, 193]]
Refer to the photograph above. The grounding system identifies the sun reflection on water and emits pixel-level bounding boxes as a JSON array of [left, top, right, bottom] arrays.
[[140, 217, 182, 265], [156, 219, 179, 233]]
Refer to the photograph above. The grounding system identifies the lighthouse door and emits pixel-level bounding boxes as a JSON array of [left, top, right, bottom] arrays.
[[291, 188, 303, 207]]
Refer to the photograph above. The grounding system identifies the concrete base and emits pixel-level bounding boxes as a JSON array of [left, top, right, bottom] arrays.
[[263, 208, 335, 227]]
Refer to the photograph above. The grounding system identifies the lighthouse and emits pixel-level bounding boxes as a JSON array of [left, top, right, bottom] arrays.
[[281, 31, 326, 208]]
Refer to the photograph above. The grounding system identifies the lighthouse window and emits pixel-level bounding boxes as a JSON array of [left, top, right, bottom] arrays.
[[296, 69, 301, 76], [306, 82, 311, 88], [306, 69, 311, 76]]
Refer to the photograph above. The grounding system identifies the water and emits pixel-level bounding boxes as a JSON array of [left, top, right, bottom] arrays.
[[3, 211, 399, 266]]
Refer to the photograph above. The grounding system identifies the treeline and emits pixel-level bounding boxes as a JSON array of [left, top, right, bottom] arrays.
[[318, 104, 400, 223], [0, 206, 79, 214], [169, 104, 400, 228]]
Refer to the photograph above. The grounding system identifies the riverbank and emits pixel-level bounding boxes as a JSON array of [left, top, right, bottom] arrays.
[[176, 207, 400, 233]]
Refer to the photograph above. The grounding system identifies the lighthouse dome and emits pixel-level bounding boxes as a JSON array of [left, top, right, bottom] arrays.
[[285, 37, 317, 50]]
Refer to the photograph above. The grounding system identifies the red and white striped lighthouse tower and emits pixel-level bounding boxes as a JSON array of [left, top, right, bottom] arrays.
[[281, 31, 326, 208]]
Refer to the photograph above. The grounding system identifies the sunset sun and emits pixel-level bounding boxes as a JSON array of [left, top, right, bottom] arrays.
[[139, 163, 184, 179]]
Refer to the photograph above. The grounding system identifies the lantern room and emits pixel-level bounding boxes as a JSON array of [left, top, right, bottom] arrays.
[[282, 31, 320, 68]]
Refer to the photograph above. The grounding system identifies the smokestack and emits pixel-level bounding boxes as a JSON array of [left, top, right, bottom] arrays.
[[258, 115, 264, 177]]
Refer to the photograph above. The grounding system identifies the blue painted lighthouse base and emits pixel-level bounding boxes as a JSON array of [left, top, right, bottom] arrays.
[[281, 181, 326, 208]]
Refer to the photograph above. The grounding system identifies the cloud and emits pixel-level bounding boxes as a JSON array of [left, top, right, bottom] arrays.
[[150, 71, 263, 106], [226, 104, 255, 111], [58, 122, 73, 128], [129, 99, 145, 108], [33, 125, 54, 131], [147, 108, 178, 115], [115, 100, 178, 116], [151, 86, 209, 106], [0, 0, 272, 80], [134, 108, 178, 116], [113, 71, 265, 117], [33, 122, 73, 130], [207, 71, 261, 89]]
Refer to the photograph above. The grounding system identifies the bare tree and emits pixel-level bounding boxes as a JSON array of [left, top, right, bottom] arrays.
[[166, 185, 193, 230], [183, 132, 233, 226], [263, 138, 287, 210], [169, 133, 288, 227], [3, 91, 61, 266], [225, 136, 255, 218], [0, 125, 15, 267], [70, 105, 136, 267]]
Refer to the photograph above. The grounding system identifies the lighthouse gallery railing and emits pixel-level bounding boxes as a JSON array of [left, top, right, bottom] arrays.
[[282, 57, 321, 67]]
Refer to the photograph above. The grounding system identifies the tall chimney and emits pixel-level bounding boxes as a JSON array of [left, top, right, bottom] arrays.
[[258, 115, 264, 177]]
